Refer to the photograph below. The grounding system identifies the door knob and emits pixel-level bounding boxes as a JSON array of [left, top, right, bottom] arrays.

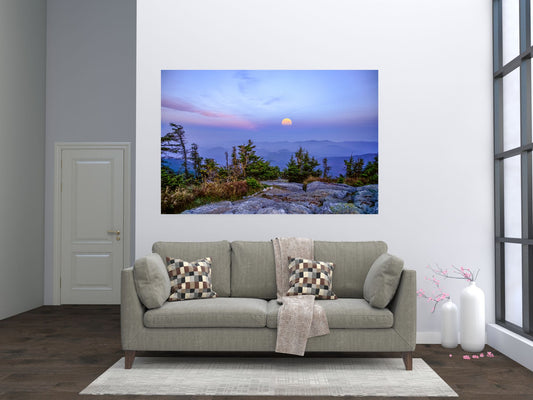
[[107, 230, 120, 235]]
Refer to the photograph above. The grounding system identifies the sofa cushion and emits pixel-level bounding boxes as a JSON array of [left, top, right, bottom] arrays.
[[231, 241, 277, 299], [166, 257, 216, 301], [363, 253, 404, 308], [314, 241, 388, 298], [144, 297, 268, 328], [133, 253, 171, 309], [286, 258, 337, 299], [153, 241, 231, 297], [266, 299, 393, 329]]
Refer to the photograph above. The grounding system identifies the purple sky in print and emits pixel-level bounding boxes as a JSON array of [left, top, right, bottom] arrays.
[[161, 70, 378, 175]]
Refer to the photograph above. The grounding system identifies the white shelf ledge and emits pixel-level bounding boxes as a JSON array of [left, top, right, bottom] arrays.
[[487, 324, 533, 372]]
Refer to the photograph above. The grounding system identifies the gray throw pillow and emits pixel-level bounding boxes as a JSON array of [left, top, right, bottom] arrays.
[[363, 253, 404, 308], [133, 253, 171, 309]]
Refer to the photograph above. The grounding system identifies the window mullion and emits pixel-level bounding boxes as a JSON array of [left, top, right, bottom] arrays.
[[494, 0, 506, 324], [494, 0, 503, 72], [521, 62, 532, 332], [524, 244, 533, 333], [520, 0, 532, 333], [520, 0, 531, 52]]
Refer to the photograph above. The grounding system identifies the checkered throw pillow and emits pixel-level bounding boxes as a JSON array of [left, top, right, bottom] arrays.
[[166, 257, 217, 301], [286, 258, 337, 299]]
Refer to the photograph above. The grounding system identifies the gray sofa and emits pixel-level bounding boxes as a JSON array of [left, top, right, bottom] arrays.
[[121, 240, 416, 369]]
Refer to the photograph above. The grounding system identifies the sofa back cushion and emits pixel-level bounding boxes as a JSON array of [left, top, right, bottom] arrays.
[[314, 241, 388, 298], [231, 241, 277, 299], [152, 241, 231, 297]]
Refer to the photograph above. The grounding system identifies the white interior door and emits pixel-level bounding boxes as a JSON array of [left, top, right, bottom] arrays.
[[60, 148, 125, 304]]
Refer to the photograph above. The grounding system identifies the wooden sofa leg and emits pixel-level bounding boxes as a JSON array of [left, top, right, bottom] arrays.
[[402, 352, 413, 370], [125, 350, 136, 369]]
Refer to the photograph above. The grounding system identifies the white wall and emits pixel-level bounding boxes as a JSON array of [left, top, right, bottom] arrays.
[[136, 0, 494, 337], [44, 0, 136, 304], [0, 0, 46, 319]]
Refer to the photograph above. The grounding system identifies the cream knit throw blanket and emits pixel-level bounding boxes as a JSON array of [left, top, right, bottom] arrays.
[[272, 237, 330, 356]]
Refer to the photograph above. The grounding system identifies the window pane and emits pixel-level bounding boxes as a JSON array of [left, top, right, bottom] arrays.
[[504, 156, 522, 238], [503, 68, 521, 152], [503, 0, 520, 66], [505, 243, 523, 327]]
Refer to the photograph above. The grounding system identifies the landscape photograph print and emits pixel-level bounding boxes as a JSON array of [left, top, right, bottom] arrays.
[[161, 70, 378, 214]]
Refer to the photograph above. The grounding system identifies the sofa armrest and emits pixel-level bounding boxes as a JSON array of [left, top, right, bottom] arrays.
[[121, 267, 146, 350], [388, 269, 416, 350]]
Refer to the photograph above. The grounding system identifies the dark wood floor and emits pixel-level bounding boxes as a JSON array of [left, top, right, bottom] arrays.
[[1, 306, 533, 400]]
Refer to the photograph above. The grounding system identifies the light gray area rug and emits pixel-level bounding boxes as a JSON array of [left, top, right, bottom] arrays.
[[81, 357, 458, 397]]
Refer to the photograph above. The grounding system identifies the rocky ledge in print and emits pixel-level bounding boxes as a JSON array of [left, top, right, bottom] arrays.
[[182, 181, 378, 215]]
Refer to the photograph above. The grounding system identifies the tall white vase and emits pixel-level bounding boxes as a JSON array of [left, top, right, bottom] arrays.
[[460, 281, 485, 352], [441, 298, 458, 348]]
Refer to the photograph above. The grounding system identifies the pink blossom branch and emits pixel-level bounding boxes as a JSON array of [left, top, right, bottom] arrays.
[[427, 264, 479, 282], [418, 264, 480, 313], [417, 285, 449, 313]]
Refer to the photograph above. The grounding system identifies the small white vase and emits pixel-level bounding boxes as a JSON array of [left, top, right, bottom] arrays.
[[441, 298, 458, 348], [460, 281, 485, 352]]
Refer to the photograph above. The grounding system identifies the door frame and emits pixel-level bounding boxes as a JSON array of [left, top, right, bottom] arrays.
[[53, 142, 131, 305]]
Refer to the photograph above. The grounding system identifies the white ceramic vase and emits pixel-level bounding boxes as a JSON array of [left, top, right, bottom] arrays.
[[460, 281, 485, 352], [441, 298, 458, 348]]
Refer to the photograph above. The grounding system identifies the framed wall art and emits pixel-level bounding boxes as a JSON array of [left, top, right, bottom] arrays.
[[161, 70, 378, 214]]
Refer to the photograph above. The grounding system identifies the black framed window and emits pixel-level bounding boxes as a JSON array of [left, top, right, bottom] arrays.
[[494, 0, 533, 340]]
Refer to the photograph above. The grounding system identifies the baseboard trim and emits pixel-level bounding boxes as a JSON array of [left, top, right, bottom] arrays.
[[416, 332, 441, 344], [487, 324, 533, 372]]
